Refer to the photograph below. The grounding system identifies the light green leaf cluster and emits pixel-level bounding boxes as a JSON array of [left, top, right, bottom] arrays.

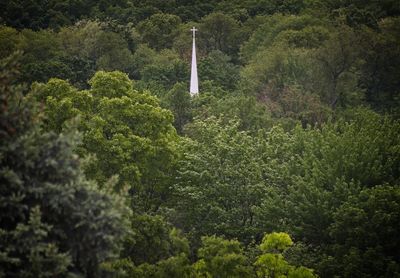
[[31, 70, 178, 211], [260, 232, 293, 253], [255, 233, 317, 278], [194, 235, 253, 278]]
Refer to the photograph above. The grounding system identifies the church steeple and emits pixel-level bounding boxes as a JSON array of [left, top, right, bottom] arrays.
[[190, 27, 199, 96]]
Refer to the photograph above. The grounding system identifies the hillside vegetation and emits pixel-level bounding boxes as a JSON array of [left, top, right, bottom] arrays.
[[1, 1, 400, 277]]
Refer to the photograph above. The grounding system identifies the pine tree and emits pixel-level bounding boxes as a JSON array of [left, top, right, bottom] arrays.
[[0, 53, 128, 277]]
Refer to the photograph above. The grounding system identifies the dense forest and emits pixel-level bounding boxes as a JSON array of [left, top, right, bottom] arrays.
[[1, 0, 400, 277]]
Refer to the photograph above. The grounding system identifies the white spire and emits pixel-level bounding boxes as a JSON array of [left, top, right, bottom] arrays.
[[190, 27, 199, 96]]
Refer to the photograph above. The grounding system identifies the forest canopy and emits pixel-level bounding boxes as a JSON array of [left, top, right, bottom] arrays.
[[0, 0, 400, 277]]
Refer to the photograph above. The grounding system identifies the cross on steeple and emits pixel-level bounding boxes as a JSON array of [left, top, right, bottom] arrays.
[[191, 27, 198, 39]]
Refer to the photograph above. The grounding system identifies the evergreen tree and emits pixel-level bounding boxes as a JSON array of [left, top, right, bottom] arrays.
[[0, 53, 128, 277]]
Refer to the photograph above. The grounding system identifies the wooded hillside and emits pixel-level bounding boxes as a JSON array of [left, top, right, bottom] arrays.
[[1, 1, 399, 277]]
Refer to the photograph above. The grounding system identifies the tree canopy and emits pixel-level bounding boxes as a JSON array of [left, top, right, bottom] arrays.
[[1, 1, 400, 277]]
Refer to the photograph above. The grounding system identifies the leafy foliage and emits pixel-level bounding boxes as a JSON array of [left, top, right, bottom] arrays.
[[194, 235, 252, 278], [162, 82, 193, 134], [32, 71, 178, 211], [122, 213, 189, 265], [328, 185, 400, 277], [1, 1, 400, 278], [170, 118, 270, 242], [255, 233, 317, 278], [0, 54, 128, 277], [137, 13, 181, 50]]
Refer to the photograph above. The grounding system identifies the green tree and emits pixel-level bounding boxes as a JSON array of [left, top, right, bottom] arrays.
[[137, 13, 182, 50], [134, 46, 189, 95], [240, 44, 311, 98], [0, 0, 97, 29], [256, 109, 400, 243], [32, 70, 178, 211], [170, 118, 269, 242], [162, 82, 192, 134], [253, 109, 400, 276], [328, 185, 400, 277], [358, 18, 400, 114], [194, 235, 252, 278], [139, 49, 189, 94], [0, 54, 128, 277], [59, 20, 134, 75], [198, 50, 240, 91], [304, 0, 400, 27], [312, 26, 363, 108], [122, 214, 189, 265], [105, 214, 192, 278], [0, 206, 71, 278], [0, 26, 24, 59], [192, 93, 273, 133], [240, 14, 326, 62], [198, 12, 243, 58], [131, 44, 157, 79], [255, 233, 317, 278], [18, 29, 74, 84]]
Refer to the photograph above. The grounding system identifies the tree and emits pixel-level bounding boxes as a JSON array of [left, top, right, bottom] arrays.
[[0, 0, 95, 29], [105, 214, 191, 278], [253, 109, 400, 276], [169, 118, 269, 243], [198, 12, 243, 58], [58, 20, 134, 75], [304, 0, 400, 27], [193, 235, 252, 278], [122, 214, 189, 265], [17, 29, 75, 84], [0, 206, 71, 278], [131, 43, 157, 79], [240, 45, 311, 97], [255, 232, 317, 278], [32, 70, 179, 211], [240, 14, 326, 62], [328, 185, 400, 277], [0, 26, 24, 59], [137, 13, 182, 50], [0, 54, 128, 277], [139, 49, 189, 94], [198, 50, 240, 91], [358, 18, 400, 114], [192, 93, 273, 133], [163, 82, 192, 134], [256, 108, 400, 242], [312, 26, 363, 108]]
